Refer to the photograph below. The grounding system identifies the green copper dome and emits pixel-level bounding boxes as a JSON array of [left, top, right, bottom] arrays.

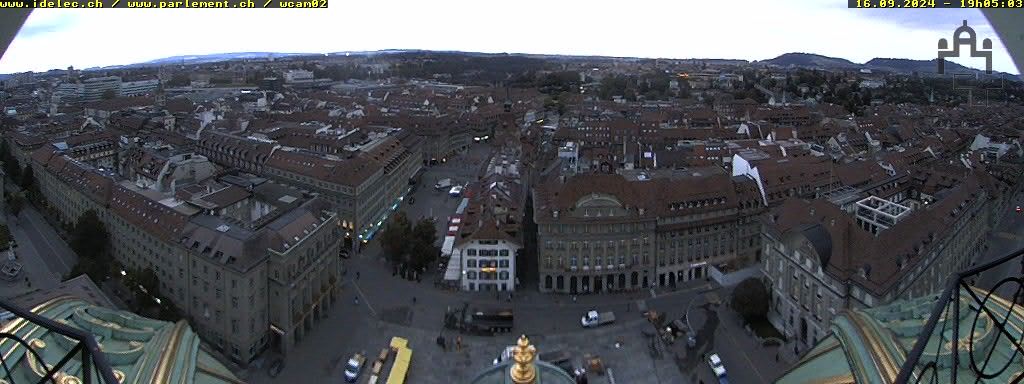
[[0, 295, 242, 384], [470, 359, 576, 384], [469, 335, 576, 384], [776, 287, 1024, 384]]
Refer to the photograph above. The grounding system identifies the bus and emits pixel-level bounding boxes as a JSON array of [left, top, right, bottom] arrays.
[[385, 337, 412, 384]]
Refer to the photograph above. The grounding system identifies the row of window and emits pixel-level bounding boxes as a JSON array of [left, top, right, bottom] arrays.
[[465, 270, 511, 281], [543, 222, 652, 234], [466, 259, 509, 268], [544, 238, 650, 250], [465, 248, 509, 257]]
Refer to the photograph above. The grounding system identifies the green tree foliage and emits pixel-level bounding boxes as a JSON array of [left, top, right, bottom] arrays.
[[314, 64, 368, 81], [0, 140, 22, 183], [598, 75, 631, 100], [165, 73, 191, 87], [68, 210, 112, 282], [637, 71, 672, 100], [6, 192, 24, 217], [379, 211, 413, 266], [0, 224, 10, 250], [390, 53, 545, 85], [127, 267, 160, 303], [19, 165, 32, 190], [412, 218, 438, 248], [537, 71, 581, 95], [101, 89, 116, 100], [123, 266, 179, 321], [409, 218, 439, 271], [731, 277, 771, 323], [20, 165, 37, 201], [379, 212, 439, 276], [543, 94, 567, 115]]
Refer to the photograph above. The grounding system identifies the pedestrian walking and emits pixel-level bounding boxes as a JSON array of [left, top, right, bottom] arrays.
[[354, 296, 359, 306], [412, 296, 417, 305], [356, 271, 360, 280]]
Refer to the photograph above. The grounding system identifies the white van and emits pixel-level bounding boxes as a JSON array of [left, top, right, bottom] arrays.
[[449, 185, 463, 197], [435, 178, 452, 190]]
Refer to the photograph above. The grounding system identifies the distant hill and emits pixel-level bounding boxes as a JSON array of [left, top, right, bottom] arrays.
[[865, 57, 1019, 80], [4, 49, 1019, 80], [756, 52, 1019, 80], [759, 53, 860, 70], [140, 52, 317, 65]]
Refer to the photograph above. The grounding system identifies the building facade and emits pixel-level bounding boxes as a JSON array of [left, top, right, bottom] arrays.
[[762, 172, 993, 353], [534, 170, 765, 294], [29, 144, 345, 365]]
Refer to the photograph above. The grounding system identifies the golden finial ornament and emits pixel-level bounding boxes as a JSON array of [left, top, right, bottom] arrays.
[[510, 335, 537, 384]]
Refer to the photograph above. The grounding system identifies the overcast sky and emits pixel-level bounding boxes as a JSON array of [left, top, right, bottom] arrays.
[[0, 1, 1019, 74]]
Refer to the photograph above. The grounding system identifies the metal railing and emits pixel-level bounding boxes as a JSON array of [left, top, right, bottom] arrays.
[[0, 299, 119, 384], [894, 246, 1024, 384]]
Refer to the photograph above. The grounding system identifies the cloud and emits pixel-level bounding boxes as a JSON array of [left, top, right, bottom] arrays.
[[0, 2, 1018, 74], [853, 8, 987, 32], [16, 11, 80, 39]]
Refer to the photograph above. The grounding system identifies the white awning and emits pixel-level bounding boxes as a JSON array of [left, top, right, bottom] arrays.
[[441, 236, 456, 256], [455, 198, 470, 214], [444, 248, 462, 281]]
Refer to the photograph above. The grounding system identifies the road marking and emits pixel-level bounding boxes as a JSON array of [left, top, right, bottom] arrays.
[[352, 282, 378, 319]]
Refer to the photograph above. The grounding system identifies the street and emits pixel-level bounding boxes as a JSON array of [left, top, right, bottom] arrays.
[[972, 205, 1024, 297], [242, 142, 791, 384], [246, 224, 790, 384], [0, 206, 79, 300]]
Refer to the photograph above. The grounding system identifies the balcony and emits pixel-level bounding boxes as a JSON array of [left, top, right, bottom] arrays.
[[895, 246, 1024, 383], [0, 300, 120, 384]]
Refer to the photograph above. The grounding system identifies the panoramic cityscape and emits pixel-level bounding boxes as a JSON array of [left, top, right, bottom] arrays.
[[0, 5, 1024, 384]]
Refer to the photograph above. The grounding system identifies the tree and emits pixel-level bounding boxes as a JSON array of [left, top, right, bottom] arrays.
[[68, 210, 112, 282], [412, 218, 438, 248], [409, 219, 439, 272], [408, 239, 436, 274], [378, 211, 412, 267], [101, 89, 116, 100], [0, 224, 10, 250], [166, 73, 191, 87], [731, 277, 770, 323], [20, 165, 34, 192], [0, 140, 21, 183], [129, 267, 161, 304], [6, 192, 24, 217]]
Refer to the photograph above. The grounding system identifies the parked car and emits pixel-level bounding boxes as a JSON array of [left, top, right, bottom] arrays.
[[344, 353, 366, 383], [449, 185, 463, 197], [708, 353, 728, 383], [435, 178, 452, 190], [581, 310, 616, 328]]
